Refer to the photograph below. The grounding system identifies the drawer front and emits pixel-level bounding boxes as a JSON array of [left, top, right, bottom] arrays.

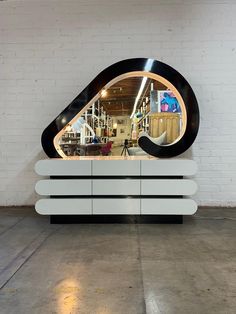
[[35, 179, 91, 196], [93, 198, 140, 215], [92, 160, 140, 176], [141, 199, 197, 215], [141, 179, 197, 196], [35, 199, 92, 215], [93, 179, 140, 195], [35, 160, 91, 176], [141, 160, 197, 176]]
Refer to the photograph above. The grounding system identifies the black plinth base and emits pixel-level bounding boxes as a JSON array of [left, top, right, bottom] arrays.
[[50, 215, 183, 224]]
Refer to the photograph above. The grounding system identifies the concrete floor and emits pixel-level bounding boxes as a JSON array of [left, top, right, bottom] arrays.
[[0, 208, 235, 314]]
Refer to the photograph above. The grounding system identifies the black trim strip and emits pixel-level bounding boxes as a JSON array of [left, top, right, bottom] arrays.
[[50, 214, 183, 224], [50, 175, 184, 179], [50, 195, 183, 199], [42, 58, 199, 158]]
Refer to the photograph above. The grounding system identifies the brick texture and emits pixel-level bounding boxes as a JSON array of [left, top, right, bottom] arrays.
[[0, 0, 236, 206]]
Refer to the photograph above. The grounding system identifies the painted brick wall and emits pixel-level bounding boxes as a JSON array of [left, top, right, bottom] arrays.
[[0, 0, 236, 206]]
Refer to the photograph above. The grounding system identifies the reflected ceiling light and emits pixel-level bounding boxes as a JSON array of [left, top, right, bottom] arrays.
[[130, 59, 154, 119], [130, 76, 147, 119], [101, 89, 107, 97]]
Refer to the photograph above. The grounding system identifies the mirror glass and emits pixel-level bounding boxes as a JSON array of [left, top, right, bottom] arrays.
[[57, 75, 185, 157]]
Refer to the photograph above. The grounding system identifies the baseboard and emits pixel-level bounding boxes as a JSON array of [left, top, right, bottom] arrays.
[[50, 214, 183, 224]]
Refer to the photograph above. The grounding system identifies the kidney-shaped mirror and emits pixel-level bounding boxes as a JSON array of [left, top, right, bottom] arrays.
[[41, 58, 199, 158]]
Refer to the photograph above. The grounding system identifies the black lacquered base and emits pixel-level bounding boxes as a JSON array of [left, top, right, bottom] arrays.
[[50, 215, 183, 224]]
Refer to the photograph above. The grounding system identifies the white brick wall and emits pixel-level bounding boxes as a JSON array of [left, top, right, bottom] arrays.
[[0, 0, 236, 206]]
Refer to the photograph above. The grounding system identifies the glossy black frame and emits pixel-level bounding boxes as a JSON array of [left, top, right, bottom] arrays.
[[41, 58, 199, 158]]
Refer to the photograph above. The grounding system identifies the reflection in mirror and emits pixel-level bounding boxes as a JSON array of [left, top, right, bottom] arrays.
[[57, 76, 185, 157]]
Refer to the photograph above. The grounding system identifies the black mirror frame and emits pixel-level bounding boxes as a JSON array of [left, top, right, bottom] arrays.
[[41, 58, 199, 158]]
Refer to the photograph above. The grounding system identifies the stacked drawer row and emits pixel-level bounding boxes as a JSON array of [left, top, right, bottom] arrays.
[[35, 159, 198, 215]]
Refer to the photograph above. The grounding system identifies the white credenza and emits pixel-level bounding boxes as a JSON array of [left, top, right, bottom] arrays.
[[35, 158, 198, 222]]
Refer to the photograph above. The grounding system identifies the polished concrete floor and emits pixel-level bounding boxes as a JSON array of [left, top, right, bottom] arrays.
[[0, 207, 235, 314]]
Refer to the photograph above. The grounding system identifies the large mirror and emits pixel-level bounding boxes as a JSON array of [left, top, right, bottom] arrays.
[[56, 75, 186, 157], [42, 58, 199, 158]]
